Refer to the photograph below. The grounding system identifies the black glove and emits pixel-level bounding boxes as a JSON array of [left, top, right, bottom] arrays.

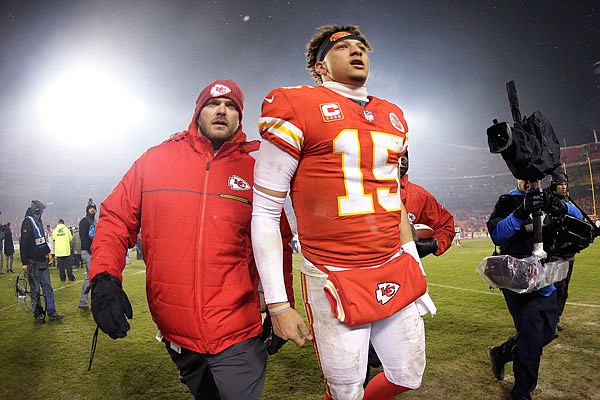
[[416, 237, 438, 258], [542, 189, 568, 216], [260, 314, 288, 355], [91, 272, 133, 339], [513, 188, 544, 220]]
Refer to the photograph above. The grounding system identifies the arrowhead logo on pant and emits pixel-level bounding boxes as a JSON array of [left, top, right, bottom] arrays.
[[376, 282, 400, 305]]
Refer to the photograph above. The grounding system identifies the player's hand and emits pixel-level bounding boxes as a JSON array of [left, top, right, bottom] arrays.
[[22, 264, 28, 272], [270, 308, 312, 347], [416, 238, 438, 258]]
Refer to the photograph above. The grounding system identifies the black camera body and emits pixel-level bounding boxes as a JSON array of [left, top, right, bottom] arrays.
[[543, 213, 596, 258]]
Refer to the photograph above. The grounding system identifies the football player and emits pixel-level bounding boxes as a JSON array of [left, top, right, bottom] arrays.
[[400, 151, 455, 257], [251, 25, 432, 400]]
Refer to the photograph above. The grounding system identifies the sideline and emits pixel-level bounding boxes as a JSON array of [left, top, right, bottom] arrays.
[[0, 279, 80, 312], [428, 282, 600, 308], [0, 267, 145, 313]]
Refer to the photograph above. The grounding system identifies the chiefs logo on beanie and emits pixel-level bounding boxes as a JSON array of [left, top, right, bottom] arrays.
[[195, 80, 244, 119]]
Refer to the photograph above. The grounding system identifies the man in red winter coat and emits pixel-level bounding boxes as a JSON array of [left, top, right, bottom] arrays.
[[89, 80, 293, 400]]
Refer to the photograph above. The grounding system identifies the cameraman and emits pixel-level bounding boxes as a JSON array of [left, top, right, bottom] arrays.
[[547, 173, 583, 331], [485, 179, 576, 400]]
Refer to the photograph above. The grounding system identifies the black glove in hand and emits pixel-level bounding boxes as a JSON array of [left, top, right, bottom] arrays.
[[91, 272, 133, 339], [261, 314, 288, 355], [543, 189, 568, 216], [513, 188, 544, 220], [416, 237, 438, 258]]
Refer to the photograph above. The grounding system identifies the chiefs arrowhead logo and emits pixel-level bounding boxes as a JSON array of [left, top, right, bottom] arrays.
[[210, 84, 232, 97], [376, 282, 400, 305], [389, 112, 406, 133], [228, 175, 250, 190]]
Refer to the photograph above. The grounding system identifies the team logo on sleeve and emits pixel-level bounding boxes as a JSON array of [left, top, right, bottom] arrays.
[[227, 175, 251, 190], [407, 213, 416, 223], [320, 103, 344, 122], [376, 282, 400, 305], [389, 112, 406, 133]]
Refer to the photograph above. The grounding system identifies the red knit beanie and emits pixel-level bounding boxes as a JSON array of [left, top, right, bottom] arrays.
[[195, 80, 244, 119]]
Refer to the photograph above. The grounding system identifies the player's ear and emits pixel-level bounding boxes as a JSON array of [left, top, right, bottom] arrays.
[[315, 61, 327, 76]]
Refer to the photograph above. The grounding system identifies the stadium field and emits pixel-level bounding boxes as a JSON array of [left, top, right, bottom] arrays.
[[0, 239, 598, 399]]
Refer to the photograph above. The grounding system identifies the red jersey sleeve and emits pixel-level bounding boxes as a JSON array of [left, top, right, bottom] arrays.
[[403, 180, 455, 256]]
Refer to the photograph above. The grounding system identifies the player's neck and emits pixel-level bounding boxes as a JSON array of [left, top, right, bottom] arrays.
[[322, 81, 369, 102]]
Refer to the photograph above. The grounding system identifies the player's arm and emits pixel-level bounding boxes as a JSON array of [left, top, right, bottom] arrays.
[[400, 198, 414, 246], [398, 171, 425, 269], [279, 210, 295, 308], [422, 191, 456, 255], [252, 140, 312, 346]]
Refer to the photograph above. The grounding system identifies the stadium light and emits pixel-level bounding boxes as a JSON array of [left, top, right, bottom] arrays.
[[38, 66, 146, 143]]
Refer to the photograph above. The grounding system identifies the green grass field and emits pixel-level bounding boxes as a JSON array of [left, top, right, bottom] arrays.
[[1, 239, 598, 399]]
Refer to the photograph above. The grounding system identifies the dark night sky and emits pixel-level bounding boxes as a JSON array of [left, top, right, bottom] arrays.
[[0, 0, 598, 180]]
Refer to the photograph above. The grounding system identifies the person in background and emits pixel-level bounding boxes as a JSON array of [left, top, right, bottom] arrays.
[[252, 25, 432, 400], [399, 151, 455, 257], [52, 218, 75, 282], [20, 200, 63, 324], [89, 80, 293, 400], [45, 224, 55, 268], [0, 223, 4, 273], [71, 226, 83, 268], [3, 223, 15, 273], [454, 226, 462, 246], [78, 199, 97, 312], [547, 173, 583, 331]]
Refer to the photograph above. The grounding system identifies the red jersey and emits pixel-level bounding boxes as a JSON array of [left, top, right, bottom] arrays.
[[259, 85, 409, 267], [401, 174, 455, 255]]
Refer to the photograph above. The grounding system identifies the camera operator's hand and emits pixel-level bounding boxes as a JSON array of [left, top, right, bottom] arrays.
[[91, 272, 133, 339], [513, 188, 544, 220], [416, 237, 438, 258], [543, 189, 567, 216]]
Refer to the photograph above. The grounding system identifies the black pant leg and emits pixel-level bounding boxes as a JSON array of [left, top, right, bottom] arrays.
[[209, 337, 267, 400], [164, 341, 221, 400], [502, 289, 559, 400], [57, 257, 67, 281], [555, 260, 574, 318]]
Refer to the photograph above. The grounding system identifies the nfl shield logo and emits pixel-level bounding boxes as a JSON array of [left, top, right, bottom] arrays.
[[364, 110, 374, 122]]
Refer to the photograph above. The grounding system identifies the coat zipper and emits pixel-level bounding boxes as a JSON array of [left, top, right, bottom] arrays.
[[197, 159, 211, 351]]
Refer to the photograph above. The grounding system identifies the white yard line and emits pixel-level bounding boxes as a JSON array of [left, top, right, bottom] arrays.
[[429, 283, 600, 308], [0, 268, 146, 313], [551, 343, 600, 357]]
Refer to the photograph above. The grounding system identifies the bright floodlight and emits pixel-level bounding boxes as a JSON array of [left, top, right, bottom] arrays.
[[38, 67, 146, 142]]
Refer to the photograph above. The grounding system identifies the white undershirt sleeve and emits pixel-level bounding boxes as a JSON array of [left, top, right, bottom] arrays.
[[253, 139, 298, 192], [252, 140, 299, 304]]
